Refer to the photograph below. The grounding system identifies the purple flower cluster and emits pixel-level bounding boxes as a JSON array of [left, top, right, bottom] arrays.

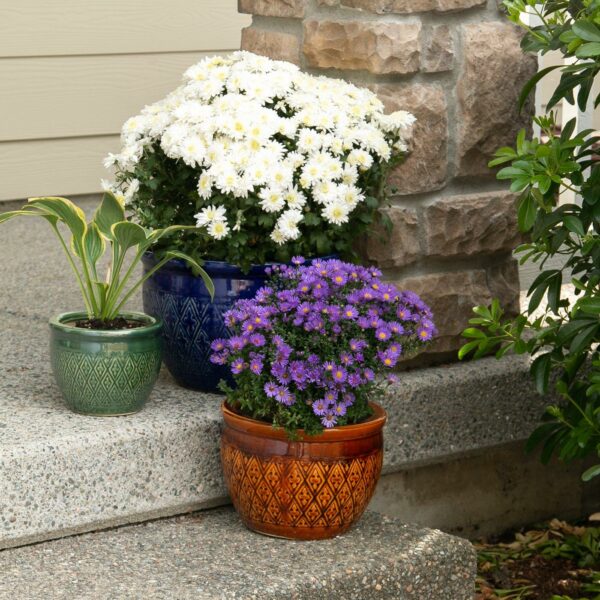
[[211, 258, 436, 432]]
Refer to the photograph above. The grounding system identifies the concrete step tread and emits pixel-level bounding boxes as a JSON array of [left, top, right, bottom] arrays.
[[0, 507, 476, 600]]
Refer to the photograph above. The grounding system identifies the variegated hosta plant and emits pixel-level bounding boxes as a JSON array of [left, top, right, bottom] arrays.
[[0, 192, 214, 324]]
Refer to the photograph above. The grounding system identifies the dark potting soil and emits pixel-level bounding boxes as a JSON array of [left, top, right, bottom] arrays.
[[480, 555, 587, 599], [73, 317, 145, 330]]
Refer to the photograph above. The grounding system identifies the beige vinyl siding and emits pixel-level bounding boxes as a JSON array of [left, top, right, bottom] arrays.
[[0, 1, 250, 202]]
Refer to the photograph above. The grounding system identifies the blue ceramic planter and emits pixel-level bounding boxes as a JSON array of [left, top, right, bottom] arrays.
[[142, 254, 275, 392]]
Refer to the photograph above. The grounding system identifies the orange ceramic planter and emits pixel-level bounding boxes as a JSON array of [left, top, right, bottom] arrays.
[[221, 401, 387, 540]]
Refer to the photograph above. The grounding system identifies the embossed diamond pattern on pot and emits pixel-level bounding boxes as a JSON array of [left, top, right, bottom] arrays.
[[221, 441, 383, 533], [143, 287, 231, 389], [51, 348, 161, 414]]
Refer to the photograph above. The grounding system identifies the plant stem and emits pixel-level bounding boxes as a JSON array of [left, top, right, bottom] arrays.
[[108, 256, 170, 319], [76, 242, 100, 316], [102, 248, 145, 320], [51, 225, 94, 316]]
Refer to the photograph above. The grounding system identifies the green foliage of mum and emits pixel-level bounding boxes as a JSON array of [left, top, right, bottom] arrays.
[[461, 0, 600, 480], [0, 192, 214, 322]]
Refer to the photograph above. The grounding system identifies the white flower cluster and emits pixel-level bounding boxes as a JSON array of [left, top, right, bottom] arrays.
[[106, 52, 415, 245]]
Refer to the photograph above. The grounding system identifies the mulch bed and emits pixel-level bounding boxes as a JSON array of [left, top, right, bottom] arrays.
[[475, 519, 600, 599]]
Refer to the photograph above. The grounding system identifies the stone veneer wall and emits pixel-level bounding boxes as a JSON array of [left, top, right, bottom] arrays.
[[239, 0, 537, 357]]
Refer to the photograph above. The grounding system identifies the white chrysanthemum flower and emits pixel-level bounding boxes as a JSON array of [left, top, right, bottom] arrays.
[[271, 165, 293, 190], [122, 116, 148, 138], [340, 184, 363, 210], [259, 188, 285, 213], [197, 173, 214, 199], [276, 209, 303, 240], [270, 227, 287, 245], [180, 135, 206, 167], [215, 166, 240, 194], [103, 153, 120, 169], [297, 129, 320, 154], [123, 179, 140, 204], [301, 161, 325, 186], [284, 187, 307, 209], [323, 200, 350, 226], [347, 149, 374, 171], [341, 166, 359, 186], [195, 204, 227, 227], [208, 219, 230, 240], [378, 110, 417, 133]]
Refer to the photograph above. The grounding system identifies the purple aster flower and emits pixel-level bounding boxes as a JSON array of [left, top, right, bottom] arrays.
[[387, 343, 402, 357], [346, 290, 362, 304], [378, 350, 398, 368], [264, 381, 278, 398], [362, 288, 376, 302], [327, 305, 342, 322], [271, 361, 288, 378], [255, 286, 273, 303], [274, 386, 295, 406], [289, 360, 307, 383], [210, 338, 227, 352], [354, 352, 365, 364], [340, 352, 354, 366], [357, 316, 370, 330], [229, 336, 247, 351], [363, 368, 375, 381], [332, 366, 347, 383], [210, 353, 227, 365], [397, 306, 413, 321], [307, 354, 320, 365], [342, 392, 355, 405], [297, 281, 311, 294], [342, 305, 358, 320], [331, 271, 348, 286], [375, 327, 392, 342], [250, 356, 264, 375], [312, 279, 329, 299], [243, 321, 258, 334], [324, 389, 338, 404], [231, 358, 246, 375], [292, 256, 305, 265], [348, 372, 362, 388], [297, 302, 312, 316], [370, 316, 383, 329], [387, 373, 399, 384], [349, 338, 367, 352], [312, 398, 328, 416], [379, 285, 399, 303], [321, 412, 337, 428], [417, 327, 433, 341], [323, 361, 335, 373], [389, 322, 405, 335], [334, 402, 347, 417], [420, 318, 435, 331], [249, 333, 266, 347]]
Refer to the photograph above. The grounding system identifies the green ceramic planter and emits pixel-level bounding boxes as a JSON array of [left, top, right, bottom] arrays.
[[49, 311, 163, 416]]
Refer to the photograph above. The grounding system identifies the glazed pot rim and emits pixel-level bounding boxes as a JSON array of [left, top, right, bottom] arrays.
[[221, 401, 387, 442], [49, 311, 163, 338]]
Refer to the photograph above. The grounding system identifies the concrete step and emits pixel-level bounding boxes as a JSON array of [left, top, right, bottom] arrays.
[[0, 304, 550, 549], [0, 197, 560, 548], [0, 507, 476, 600]]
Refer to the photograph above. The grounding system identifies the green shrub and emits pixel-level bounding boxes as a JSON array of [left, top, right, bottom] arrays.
[[460, 0, 600, 480]]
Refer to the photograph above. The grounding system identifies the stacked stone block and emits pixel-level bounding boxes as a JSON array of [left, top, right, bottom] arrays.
[[239, 0, 537, 356]]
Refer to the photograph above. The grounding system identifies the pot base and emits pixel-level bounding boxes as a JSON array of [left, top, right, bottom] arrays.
[[71, 409, 142, 418]]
